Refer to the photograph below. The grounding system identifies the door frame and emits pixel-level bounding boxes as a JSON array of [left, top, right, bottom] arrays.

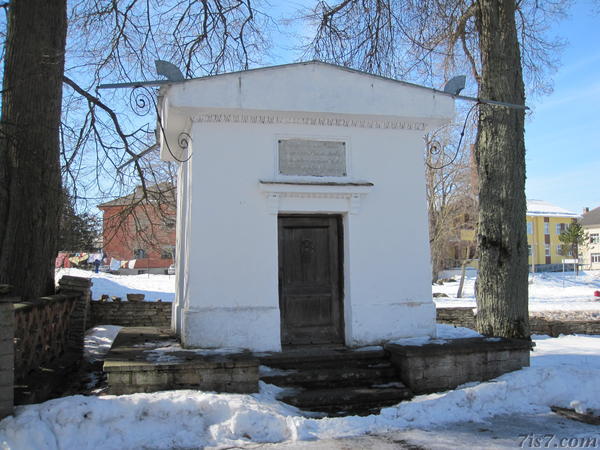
[[277, 213, 345, 346]]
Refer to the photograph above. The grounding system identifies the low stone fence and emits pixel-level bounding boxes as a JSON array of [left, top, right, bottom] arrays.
[[89, 301, 171, 328], [528, 317, 600, 337], [437, 307, 600, 337], [13, 293, 81, 382], [0, 276, 92, 419], [436, 307, 476, 329], [0, 298, 14, 420]]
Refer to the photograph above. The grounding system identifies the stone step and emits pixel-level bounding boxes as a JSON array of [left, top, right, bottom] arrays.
[[263, 358, 393, 372], [280, 385, 412, 412], [262, 366, 398, 388], [259, 348, 387, 369], [259, 347, 412, 416]]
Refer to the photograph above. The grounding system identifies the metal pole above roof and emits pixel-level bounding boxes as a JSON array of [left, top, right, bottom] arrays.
[[98, 80, 171, 90]]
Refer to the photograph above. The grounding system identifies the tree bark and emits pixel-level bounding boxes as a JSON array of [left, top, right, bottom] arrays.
[[474, 0, 529, 338], [0, 0, 68, 299]]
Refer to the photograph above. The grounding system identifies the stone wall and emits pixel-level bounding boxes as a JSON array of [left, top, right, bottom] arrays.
[[13, 293, 81, 382], [57, 276, 93, 358], [89, 301, 171, 327], [386, 338, 532, 394], [528, 317, 600, 337], [436, 307, 600, 337], [0, 276, 92, 415], [0, 297, 14, 420], [436, 307, 476, 328]]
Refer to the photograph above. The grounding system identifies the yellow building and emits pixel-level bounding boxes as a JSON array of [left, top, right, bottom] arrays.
[[446, 199, 579, 271], [526, 199, 579, 269]]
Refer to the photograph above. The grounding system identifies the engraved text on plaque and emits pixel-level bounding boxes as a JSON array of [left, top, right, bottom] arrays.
[[278, 139, 346, 177]]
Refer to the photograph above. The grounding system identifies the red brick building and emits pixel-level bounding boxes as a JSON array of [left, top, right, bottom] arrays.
[[98, 184, 176, 271]]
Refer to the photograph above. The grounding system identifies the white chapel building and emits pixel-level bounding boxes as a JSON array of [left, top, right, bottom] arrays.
[[159, 61, 455, 352]]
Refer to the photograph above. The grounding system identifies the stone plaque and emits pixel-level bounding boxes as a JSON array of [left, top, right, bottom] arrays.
[[278, 139, 346, 177]]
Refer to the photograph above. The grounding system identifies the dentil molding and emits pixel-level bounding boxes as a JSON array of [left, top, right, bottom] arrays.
[[191, 112, 426, 131]]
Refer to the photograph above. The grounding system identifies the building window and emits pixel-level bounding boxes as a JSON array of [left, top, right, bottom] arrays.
[[133, 248, 146, 259], [557, 244, 562, 255], [545, 244, 550, 257], [544, 222, 549, 235], [556, 223, 566, 235], [527, 222, 533, 235], [528, 245, 532, 256], [592, 253, 600, 263], [591, 233, 599, 244]]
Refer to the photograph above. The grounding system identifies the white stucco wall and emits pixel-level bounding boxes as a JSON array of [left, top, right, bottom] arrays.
[[162, 62, 454, 351]]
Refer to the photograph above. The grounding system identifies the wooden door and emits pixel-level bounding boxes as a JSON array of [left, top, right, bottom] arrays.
[[278, 215, 344, 345]]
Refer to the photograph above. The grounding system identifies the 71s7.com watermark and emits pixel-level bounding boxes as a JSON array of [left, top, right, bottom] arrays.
[[519, 434, 599, 448]]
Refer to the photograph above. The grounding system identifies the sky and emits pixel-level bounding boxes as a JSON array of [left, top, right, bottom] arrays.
[[523, 0, 600, 215], [2, 1, 593, 215]]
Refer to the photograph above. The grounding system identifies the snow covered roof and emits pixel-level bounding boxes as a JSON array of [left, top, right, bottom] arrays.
[[526, 199, 579, 218], [581, 206, 600, 226]]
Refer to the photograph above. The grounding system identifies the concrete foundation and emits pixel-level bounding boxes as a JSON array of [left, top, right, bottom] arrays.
[[103, 327, 259, 395], [385, 338, 533, 394]]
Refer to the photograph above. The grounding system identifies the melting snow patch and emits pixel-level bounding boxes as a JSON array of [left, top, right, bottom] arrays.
[[84, 326, 122, 362], [142, 342, 247, 363], [391, 324, 483, 346]]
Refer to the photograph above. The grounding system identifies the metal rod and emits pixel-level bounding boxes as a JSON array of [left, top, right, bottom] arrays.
[[97, 80, 171, 90], [452, 93, 529, 110], [97, 77, 529, 111]]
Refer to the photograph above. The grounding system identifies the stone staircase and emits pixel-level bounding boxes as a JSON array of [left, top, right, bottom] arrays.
[[259, 347, 413, 416]]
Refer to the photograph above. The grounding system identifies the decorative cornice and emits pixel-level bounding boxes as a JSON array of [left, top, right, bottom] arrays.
[[191, 112, 426, 131], [259, 181, 373, 215]]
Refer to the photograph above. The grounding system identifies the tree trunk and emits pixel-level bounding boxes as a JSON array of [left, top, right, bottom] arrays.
[[473, 0, 529, 338], [0, 0, 68, 299]]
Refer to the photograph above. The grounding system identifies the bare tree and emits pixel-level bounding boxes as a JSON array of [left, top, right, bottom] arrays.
[[62, 0, 271, 203], [426, 120, 478, 282], [0, 0, 68, 299], [0, 0, 271, 296], [301, 0, 571, 338], [473, 0, 528, 338], [61, 1, 272, 258]]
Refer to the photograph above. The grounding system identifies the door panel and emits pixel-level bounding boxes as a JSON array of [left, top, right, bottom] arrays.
[[278, 215, 344, 345]]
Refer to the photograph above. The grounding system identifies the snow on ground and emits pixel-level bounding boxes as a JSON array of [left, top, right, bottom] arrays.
[[434, 270, 600, 317], [55, 268, 175, 302], [392, 324, 483, 346], [56, 267, 600, 316], [1, 326, 599, 450], [55, 267, 600, 315], [84, 326, 122, 362]]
